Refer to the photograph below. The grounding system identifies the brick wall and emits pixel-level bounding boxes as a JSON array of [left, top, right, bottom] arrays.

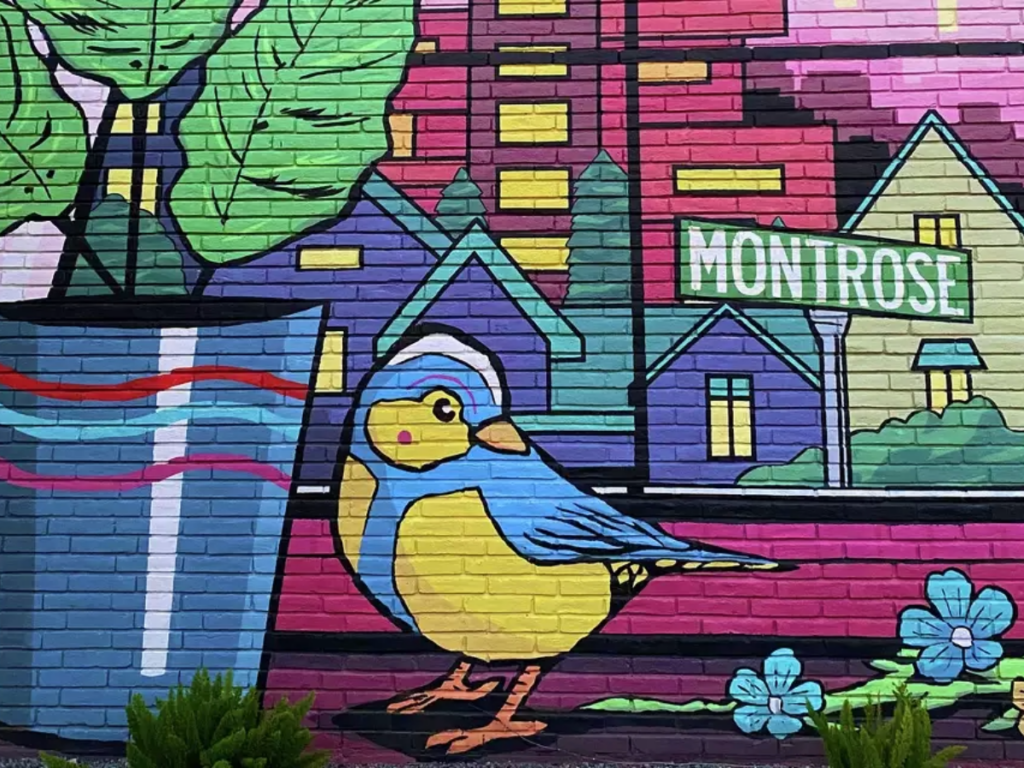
[[3, 0, 1024, 761]]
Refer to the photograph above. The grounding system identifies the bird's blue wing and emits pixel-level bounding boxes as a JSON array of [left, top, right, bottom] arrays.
[[471, 451, 773, 567]]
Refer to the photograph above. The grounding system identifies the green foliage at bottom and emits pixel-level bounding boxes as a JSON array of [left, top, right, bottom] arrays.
[[806, 684, 965, 768], [124, 669, 328, 768]]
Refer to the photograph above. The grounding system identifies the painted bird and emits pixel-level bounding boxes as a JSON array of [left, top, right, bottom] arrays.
[[334, 332, 780, 755]]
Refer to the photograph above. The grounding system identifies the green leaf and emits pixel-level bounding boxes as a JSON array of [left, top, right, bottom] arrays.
[[169, 0, 414, 265], [981, 706, 1019, 732], [0, 3, 86, 235], [13, 0, 239, 100]]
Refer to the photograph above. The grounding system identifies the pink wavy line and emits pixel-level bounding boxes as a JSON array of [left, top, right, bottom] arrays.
[[0, 453, 292, 492]]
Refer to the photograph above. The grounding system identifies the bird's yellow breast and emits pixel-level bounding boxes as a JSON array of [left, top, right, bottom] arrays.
[[336, 456, 377, 571], [394, 489, 611, 662]]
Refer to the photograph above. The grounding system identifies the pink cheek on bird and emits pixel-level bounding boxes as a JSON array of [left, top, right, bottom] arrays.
[[397, 430, 413, 445]]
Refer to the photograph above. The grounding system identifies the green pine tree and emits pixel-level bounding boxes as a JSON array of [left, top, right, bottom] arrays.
[[566, 150, 632, 304], [434, 168, 487, 235]]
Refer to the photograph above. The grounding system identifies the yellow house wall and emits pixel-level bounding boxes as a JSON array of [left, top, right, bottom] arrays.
[[846, 129, 1024, 430]]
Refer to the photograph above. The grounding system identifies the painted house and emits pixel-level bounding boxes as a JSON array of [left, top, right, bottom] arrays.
[[645, 304, 823, 485], [843, 110, 1024, 431], [205, 175, 584, 484]]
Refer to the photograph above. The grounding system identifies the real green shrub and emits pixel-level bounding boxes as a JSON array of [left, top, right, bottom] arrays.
[[806, 684, 965, 768]]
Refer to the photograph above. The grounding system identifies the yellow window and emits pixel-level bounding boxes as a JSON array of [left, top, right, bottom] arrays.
[[927, 369, 971, 412], [707, 376, 753, 460], [500, 236, 570, 270], [498, 103, 569, 144], [915, 214, 961, 248], [498, 0, 566, 15], [498, 169, 570, 210], [388, 113, 414, 158], [112, 102, 161, 133], [315, 330, 346, 393], [638, 61, 710, 83], [107, 168, 132, 199], [497, 45, 568, 77], [297, 246, 363, 270], [414, 39, 438, 53], [106, 168, 158, 213], [675, 166, 783, 194]]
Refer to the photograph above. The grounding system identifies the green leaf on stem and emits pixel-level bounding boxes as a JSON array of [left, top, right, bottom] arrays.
[[169, 0, 414, 265], [0, 2, 86, 235], [13, 0, 239, 100]]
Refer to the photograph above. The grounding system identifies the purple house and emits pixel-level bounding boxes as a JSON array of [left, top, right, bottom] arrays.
[[645, 304, 823, 486], [206, 178, 582, 484]]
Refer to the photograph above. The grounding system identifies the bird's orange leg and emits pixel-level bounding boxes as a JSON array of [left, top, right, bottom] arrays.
[[426, 664, 546, 755], [386, 660, 500, 715]]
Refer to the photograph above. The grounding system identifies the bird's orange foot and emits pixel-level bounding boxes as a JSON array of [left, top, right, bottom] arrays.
[[386, 662, 500, 715], [426, 718, 547, 755]]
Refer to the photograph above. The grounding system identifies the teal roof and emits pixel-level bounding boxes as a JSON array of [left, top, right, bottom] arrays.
[[513, 412, 635, 433], [842, 110, 1024, 236], [362, 172, 453, 254], [645, 304, 821, 389], [913, 339, 985, 370], [375, 223, 584, 360], [548, 305, 634, 417]]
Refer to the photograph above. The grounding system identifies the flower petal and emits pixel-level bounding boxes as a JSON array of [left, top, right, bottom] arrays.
[[733, 704, 770, 735], [964, 639, 1003, 672], [926, 569, 972, 623], [966, 587, 1015, 640], [915, 640, 965, 683], [729, 669, 769, 705], [766, 713, 803, 739], [763, 648, 801, 696], [899, 607, 953, 648], [781, 680, 824, 716]]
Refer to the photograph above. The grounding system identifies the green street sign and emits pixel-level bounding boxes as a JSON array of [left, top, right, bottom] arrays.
[[678, 219, 973, 321]]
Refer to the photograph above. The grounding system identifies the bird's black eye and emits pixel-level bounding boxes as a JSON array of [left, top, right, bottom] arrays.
[[432, 397, 456, 423]]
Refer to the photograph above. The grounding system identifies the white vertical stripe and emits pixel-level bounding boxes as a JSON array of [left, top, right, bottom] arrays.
[[141, 327, 198, 678]]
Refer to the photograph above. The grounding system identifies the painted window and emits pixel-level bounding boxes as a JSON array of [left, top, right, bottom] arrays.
[[638, 61, 710, 84], [707, 375, 753, 460], [499, 236, 570, 270], [498, 102, 569, 144], [915, 214, 961, 248], [497, 169, 570, 210], [413, 38, 438, 53], [315, 330, 347, 393], [497, 45, 568, 77], [297, 246, 363, 270], [497, 0, 566, 15], [106, 168, 159, 213], [388, 113, 415, 158], [675, 166, 784, 194], [112, 102, 161, 134], [912, 338, 983, 412], [926, 369, 971, 412]]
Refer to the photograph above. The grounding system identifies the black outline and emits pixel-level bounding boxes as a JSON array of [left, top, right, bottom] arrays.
[[672, 163, 785, 197]]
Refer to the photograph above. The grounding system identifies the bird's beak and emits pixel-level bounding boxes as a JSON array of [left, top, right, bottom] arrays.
[[474, 419, 528, 455]]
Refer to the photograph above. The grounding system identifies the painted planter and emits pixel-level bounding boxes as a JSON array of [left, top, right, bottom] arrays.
[[0, 299, 324, 742]]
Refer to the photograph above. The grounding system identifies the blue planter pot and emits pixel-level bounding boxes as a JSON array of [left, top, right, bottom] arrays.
[[0, 299, 324, 742]]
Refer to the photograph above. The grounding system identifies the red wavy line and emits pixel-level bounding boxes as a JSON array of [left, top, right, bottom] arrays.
[[0, 363, 307, 402], [0, 453, 292, 492]]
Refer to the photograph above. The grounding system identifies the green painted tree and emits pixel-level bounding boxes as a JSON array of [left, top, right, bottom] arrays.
[[565, 150, 631, 304], [434, 168, 487, 235]]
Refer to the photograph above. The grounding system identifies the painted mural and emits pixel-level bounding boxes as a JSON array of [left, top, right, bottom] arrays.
[[5, 0, 1024, 760]]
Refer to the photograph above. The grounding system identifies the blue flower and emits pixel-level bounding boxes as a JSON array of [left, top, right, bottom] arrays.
[[899, 568, 1016, 683], [728, 648, 824, 739]]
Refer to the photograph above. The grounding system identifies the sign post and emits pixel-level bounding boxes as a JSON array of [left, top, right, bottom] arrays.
[[677, 219, 973, 488]]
